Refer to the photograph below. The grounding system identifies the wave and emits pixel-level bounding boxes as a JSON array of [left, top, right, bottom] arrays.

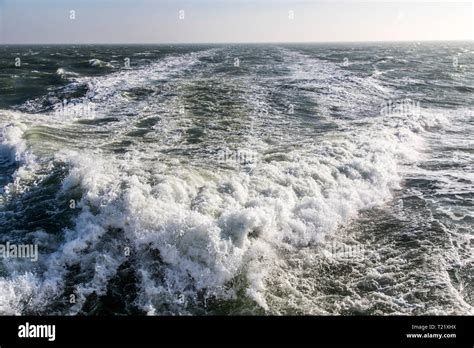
[[56, 68, 79, 79], [0, 112, 42, 197], [88, 59, 113, 68], [0, 47, 463, 315]]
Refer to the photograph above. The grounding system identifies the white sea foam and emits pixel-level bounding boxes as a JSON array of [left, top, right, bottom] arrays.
[[1, 106, 441, 314], [76, 50, 216, 111], [0, 48, 467, 315], [56, 68, 79, 79], [88, 59, 113, 68], [0, 117, 39, 193]]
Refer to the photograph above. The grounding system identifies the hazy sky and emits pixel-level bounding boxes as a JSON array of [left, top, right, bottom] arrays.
[[0, 0, 473, 44]]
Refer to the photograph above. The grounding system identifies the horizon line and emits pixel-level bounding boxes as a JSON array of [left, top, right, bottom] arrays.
[[1, 39, 473, 46]]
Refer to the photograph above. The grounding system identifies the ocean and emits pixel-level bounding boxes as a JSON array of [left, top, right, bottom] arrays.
[[0, 42, 472, 315]]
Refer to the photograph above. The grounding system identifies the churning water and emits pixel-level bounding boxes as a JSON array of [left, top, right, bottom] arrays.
[[0, 43, 472, 315]]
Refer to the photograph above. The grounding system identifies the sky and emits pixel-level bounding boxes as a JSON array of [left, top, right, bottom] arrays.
[[0, 0, 473, 44]]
